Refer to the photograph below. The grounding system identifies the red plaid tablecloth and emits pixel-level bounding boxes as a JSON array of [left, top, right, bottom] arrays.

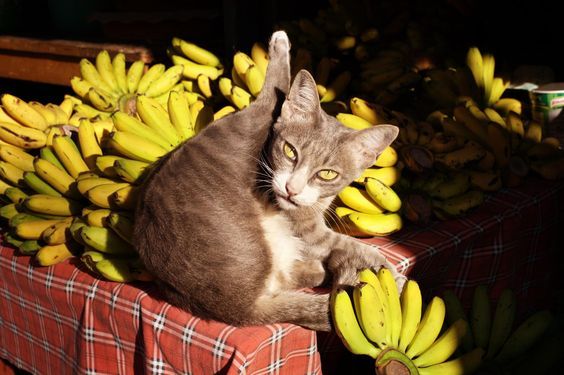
[[1, 177, 563, 375]]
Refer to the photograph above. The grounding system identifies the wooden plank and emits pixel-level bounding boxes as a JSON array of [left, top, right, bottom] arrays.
[[0, 52, 80, 86], [0, 36, 154, 62]]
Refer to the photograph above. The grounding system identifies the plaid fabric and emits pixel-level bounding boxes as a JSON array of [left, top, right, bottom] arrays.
[[1, 177, 563, 374]]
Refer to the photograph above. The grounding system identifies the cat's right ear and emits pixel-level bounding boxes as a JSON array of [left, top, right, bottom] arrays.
[[281, 70, 321, 123]]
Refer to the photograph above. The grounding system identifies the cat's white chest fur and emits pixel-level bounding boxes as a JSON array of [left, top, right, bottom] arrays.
[[260, 210, 303, 293]]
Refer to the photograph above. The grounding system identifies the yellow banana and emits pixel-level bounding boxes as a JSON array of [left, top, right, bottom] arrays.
[[41, 217, 73, 245], [80, 58, 114, 94], [233, 51, 256, 79], [1, 94, 48, 131], [126, 60, 146, 94], [15, 218, 65, 240], [0, 202, 19, 220], [196, 74, 213, 99], [331, 288, 381, 359], [493, 98, 522, 116], [113, 159, 150, 184], [487, 77, 508, 106], [0, 105, 19, 125], [74, 103, 109, 119], [482, 54, 495, 106], [336, 113, 372, 130], [0, 161, 25, 186], [486, 288, 516, 359], [111, 112, 174, 150], [471, 285, 492, 350], [174, 38, 221, 67], [348, 212, 402, 236], [95, 155, 123, 177], [213, 105, 236, 121], [191, 102, 214, 134], [23, 194, 82, 216], [355, 167, 400, 186], [111, 184, 139, 210], [377, 268, 402, 347], [0, 121, 47, 149], [417, 347, 485, 375], [112, 52, 128, 94], [398, 280, 423, 352], [364, 177, 402, 212], [374, 146, 397, 167], [46, 103, 69, 124], [171, 55, 223, 80], [136, 63, 166, 95], [78, 119, 103, 170], [95, 258, 135, 282], [95, 50, 120, 94], [251, 42, 269, 76], [244, 65, 265, 97], [338, 185, 385, 214], [52, 135, 90, 179], [33, 158, 78, 198], [70, 76, 93, 98], [108, 131, 168, 163], [466, 47, 484, 88], [85, 181, 130, 209], [413, 319, 468, 367], [230, 86, 252, 110], [144, 65, 184, 98], [28, 101, 55, 125], [353, 282, 388, 348], [86, 208, 112, 227], [79, 225, 135, 255], [87, 87, 117, 112], [76, 176, 116, 196], [167, 90, 194, 141], [350, 97, 386, 124], [35, 243, 75, 266], [135, 95, 180, 145], [405, 296, 446, 358], [4, 186, 28, 204], [0, 144, 34, 172]]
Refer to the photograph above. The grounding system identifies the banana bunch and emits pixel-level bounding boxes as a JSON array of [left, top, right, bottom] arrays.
[[465, 47, 511, 108], [71, 50, 185, 117], [331, 268, 485, 375], [0, 94, 76, 149], [443, 286, 557, 373]]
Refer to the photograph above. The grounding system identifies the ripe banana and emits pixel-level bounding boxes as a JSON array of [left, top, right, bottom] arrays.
[[171, 54, 223, 80], [95, 50, 120, 94], [347, 212, 403, 236], [126, 60, 145, 94], [320, 71, 351, 103], [167, 90, 195, 141], [353, 282, 388, 348], [213, 105, 236, 121], [377, 268, 402, 348], [413, 319, 468, 367], [108, 131, 168, 163], [23, 194, 82, 216], [338, 185, 385, 214], [173, 37, 222, 67], [364, 177, 402, 212], [429, 172, 470, 200], [1, 94, 48, 131], [144, 65, 184, 98], [79, 225, 135, 255], [433, 190, 484, 218], [15, 218, 65, 240], [35, 243, 75, 266], [111, 112, 174, 151], [112, 52, 128, 94], [39, 146, 65, 171], [113, 158, 150, 184], [111, 184, 139, 210], [136, 63, 166, 95], [135, 95, 180, 145], [0, 121, 47, 149], [336, 113, 372, 130], [41, 217, 73, 245], [5, 186, 28, 204], [356, 167, 400, 186], [406, 296, 446, 358], [417, 347, 485, 375], [251, 42, 269, 76], [331, 287, 381, 359], [80, 58, 114, 94], [85, 181, 130, 209], [78, 119, 103, 170], [466, 47, 484, 88], [0, 161, 25, 186], [76, 176, 116, 196], [398, 280, 423, 352], [493, 98, 522, 116], [52, 135, 90, 179], [86, 208, 112, 227], [95, 155, 123, 177], [374, 146, 398, 167]]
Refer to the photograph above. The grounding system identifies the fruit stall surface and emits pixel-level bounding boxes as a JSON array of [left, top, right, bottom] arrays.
[[0, 0, 563, 374]]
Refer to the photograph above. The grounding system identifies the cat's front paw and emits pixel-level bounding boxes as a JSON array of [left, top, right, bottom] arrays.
[[269, 30, 291, 57]]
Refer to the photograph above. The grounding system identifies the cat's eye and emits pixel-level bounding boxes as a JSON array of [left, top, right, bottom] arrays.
[[283, 142, 297, 161], [317, 169, 339, 181]]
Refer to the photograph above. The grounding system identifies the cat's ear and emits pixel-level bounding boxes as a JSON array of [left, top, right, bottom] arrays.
[[347, 125, 399, 170], [281, 70, 320, 122]]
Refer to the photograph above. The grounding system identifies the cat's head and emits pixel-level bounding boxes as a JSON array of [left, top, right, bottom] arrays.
[[268, 70, 399, 210]]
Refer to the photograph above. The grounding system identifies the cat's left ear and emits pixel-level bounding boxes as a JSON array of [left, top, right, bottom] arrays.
[[280, 70, 320, 122], [347, 125, 399, 170]]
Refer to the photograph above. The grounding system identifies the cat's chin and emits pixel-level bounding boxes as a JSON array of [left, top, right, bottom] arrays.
[[275, 194, 300, 210]]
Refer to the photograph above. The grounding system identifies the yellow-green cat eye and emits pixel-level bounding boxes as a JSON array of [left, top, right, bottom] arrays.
[[317, 169, 338, 180], [283, 142, 297, 161]]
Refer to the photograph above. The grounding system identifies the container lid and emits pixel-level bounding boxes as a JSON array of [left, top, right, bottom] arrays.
[[532, 82, 564, 93]]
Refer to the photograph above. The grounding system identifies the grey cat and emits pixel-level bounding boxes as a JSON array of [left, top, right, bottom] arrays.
[[133, 31, 405, 331]]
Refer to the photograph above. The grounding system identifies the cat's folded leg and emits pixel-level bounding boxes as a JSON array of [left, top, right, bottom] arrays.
[[290, 259, 328, 289], [253, 30, 291, 107], [254, 290, 331, 331], [327, 244, 407, 292]]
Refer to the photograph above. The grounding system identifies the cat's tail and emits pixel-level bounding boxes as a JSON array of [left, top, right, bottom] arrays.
[[250, 290, 332, 331], [253, 30, 291, 107]]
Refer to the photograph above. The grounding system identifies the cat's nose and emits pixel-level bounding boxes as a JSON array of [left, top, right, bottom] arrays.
[[285, 182, 298, 197]]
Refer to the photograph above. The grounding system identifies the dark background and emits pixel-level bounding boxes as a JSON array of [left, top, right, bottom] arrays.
[[0, 0, 561, 101]]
